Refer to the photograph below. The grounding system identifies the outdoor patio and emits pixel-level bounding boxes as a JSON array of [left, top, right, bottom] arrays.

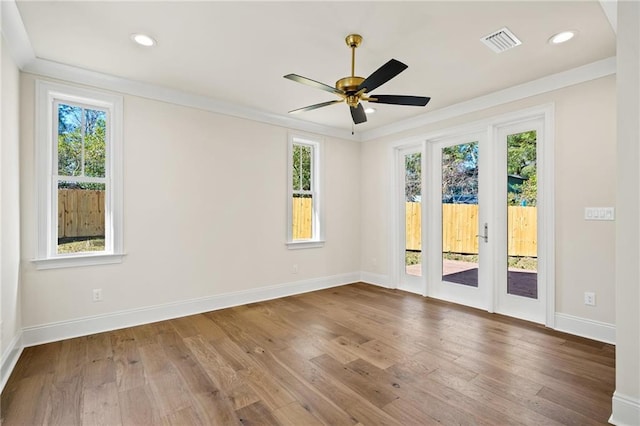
[[406, 259, 538, 299]]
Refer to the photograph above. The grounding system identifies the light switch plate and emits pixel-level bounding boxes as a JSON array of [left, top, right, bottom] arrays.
[[584, 207, 615, 221]]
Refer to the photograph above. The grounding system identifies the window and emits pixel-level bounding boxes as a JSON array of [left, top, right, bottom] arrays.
[[287, 134, 323, 249], [34, 81, 124, 269]]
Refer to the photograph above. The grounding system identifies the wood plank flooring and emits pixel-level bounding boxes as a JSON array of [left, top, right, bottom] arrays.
[[1, 283, 615, 425]]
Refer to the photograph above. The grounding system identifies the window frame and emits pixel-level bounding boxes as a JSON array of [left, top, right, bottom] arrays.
[[34, 80, 124, 269], [286, 133, 324, 249]]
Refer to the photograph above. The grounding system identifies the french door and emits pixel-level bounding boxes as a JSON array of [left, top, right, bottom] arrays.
[[494, 119, 545, 323], [426, 131, 491, 311], [397, 116, 548, 324], [398, 146, 425, 295]]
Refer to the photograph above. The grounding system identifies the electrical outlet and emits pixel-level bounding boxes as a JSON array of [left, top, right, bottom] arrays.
[[292, 264, 299, 274], [92, 288, 103, 302], [584, 292, 596, 306]]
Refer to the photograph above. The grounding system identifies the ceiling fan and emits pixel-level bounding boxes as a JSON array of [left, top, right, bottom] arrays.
[[284, 34, 431, 125]]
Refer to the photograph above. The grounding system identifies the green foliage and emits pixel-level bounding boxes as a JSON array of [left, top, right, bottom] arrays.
[[405, 250, 421, 266], [405, 153, 421, 201], [292, 144, 312, 191], [57, 104, 106, 186], [442, 142, 478, 203], [57, 237, 105, 253], [507, 131, 537, 206]]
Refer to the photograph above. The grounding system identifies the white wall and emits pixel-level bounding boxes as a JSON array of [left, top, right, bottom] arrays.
[[612, 1, 640, 424], [19, 73, 361, 333], [1, 34, 22, 379], [360, 75, 617, 327]]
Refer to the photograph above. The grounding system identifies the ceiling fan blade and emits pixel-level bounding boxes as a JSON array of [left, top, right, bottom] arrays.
[[288, 99, 343, 114], [368, 95, 431, 106], [350, 103, 367, 124], [284, 74, 345, 96], [357, 59, 408, 93]]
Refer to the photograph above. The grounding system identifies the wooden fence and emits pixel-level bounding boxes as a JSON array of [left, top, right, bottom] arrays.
[[58, 189, 105, 238], [292, 197, 313, 240], [406, 202, 537, 257], [60, 191, 536, 256]]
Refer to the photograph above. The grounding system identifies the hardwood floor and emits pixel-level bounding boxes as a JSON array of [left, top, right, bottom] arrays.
[[1, 283, 615, 425]]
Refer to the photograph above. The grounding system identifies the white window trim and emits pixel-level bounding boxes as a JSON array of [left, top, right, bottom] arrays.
[[33, 80, 124, 269], [286, 133, 324, 249]]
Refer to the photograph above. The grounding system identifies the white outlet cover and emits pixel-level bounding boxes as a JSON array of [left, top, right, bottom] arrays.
[[584, 207, 615, 221]]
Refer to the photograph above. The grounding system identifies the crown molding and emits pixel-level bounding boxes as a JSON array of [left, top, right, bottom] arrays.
[[599, 0, 617, 34], [360, 56, 616, 142], [0, 0, 357, 141], [2, 0, 617, 144], [23, 57, 358, 141], [0, 0, 35, 68]]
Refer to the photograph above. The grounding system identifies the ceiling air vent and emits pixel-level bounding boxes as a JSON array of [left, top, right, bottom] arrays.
[[481, 27, 522, 53]]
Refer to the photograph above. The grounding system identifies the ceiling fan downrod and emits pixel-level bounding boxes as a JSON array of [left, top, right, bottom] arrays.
[[337, 34, 365, 107], [345, 34, 362, 77]]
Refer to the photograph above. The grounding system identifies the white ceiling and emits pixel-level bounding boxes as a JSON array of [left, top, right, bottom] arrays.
[[14, 1, 615, 133]]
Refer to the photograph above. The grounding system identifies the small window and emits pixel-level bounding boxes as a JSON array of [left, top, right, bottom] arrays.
[[287, 134, 324, 249], [35, 81, 124, 269]]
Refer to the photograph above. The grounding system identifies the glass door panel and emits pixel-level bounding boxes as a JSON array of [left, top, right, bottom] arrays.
[[506, 130, 538, 298], [405, 152, 422, 277], [441, 142, 479, 287]]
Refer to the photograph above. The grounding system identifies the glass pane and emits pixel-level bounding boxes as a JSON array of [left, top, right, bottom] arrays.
[[292, 145, 301, 190], [57, 104, 83, 176], [506, 131, 538, 298], [442, 142, 479, 286], [292, 194, 312, 240], [300, 145, 312, 191], [84, 109, 107, 178], [57, 181, 106, 254], [292, 144, 312, 191], [404, 153, 422, 276]]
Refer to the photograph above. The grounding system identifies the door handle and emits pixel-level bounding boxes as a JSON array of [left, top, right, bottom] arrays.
[[476, 223, 488, 243]]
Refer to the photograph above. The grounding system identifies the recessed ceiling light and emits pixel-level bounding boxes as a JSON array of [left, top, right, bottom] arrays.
[[549, 31, 576, 45], [131, 33, 156, 47], [364, 107, 376, 114]]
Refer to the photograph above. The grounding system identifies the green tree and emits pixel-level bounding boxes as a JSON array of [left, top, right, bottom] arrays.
[[292, 144, 311, 193], [405, 153, 421, 202], [58, 105, 106, 188], [442, 142, 478, 203], [507, 131, 537, 206]]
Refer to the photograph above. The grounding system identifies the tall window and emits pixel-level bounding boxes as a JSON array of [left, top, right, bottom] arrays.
[[287, 134, 323, 248], [35, 81, 124, 269]]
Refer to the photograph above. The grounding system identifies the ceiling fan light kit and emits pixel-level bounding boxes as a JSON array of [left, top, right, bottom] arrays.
[[284, 34, 430, 125]]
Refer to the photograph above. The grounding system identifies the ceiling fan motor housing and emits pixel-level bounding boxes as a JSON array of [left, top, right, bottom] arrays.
[[336, 76, 365, 94]]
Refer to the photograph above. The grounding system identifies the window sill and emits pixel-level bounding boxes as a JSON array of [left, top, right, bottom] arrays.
[[32, 253, 126, 270], [286, 240, 325, 250]]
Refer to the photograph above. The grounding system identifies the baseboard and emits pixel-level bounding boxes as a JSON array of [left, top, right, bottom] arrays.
[[609, 391, 640, 426], [360, 271, 393, 288], [359, 285, 615, 344], [22, 272, 360, 347], [554, 312, 615, 344], [1, 331, 24, 393]]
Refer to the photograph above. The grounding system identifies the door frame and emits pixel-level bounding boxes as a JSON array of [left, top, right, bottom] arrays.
[[392, 141, 428, 296], [390, 104, 555, 327], [426, 130, 491, 312], [494, 117, 547, 323]]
